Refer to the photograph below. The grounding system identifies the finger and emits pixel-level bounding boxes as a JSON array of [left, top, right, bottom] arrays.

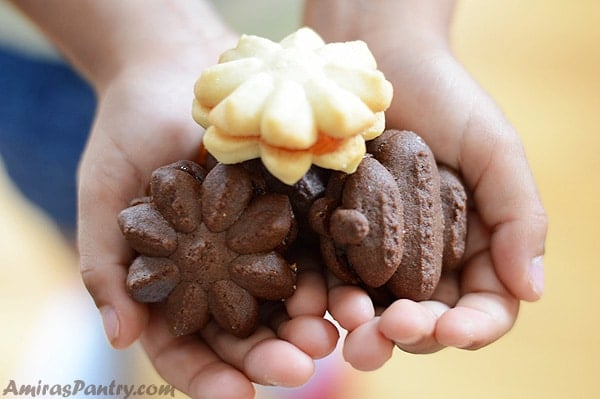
[[277, 315, 339, 359], [286, 270, 328, 318], [78, 154, 149, 349], [379, 299, 448, 355], [201, 322, 315, 387], [461, 122, 547, 302], [141, 308, 255, 399], [435, 251, 520, 349], [490, 210, 547, 302], [264, 297, 339, 360], [462, 207, 545, 304], [328, 283, 375, 332], [461, 210, 491, 262], [266, 262, 338, 359], [429, 270, 461, 307], [343, 317, 394, 371], [80, 260, 148, 349]]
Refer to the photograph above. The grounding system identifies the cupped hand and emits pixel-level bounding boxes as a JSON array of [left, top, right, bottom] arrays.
[[306, 0, 547, 370], [77, 45, 338, 398]]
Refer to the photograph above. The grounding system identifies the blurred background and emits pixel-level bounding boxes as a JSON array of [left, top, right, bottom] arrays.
[[1, 0, 599, 398]]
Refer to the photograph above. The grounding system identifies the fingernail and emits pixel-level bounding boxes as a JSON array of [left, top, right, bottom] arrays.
[[100, 306, 119, 346], [529, 256, 545, 297]]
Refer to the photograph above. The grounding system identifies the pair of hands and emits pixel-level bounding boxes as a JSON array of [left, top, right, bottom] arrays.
[[76, 4, 547, 399]]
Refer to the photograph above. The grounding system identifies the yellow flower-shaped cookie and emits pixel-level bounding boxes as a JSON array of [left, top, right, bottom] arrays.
[[192, 27, 393, 185]]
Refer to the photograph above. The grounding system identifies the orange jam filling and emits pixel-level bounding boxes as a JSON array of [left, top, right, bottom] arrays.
[[309, 133, 345, 155], [203, 125, 348, 159], [195, 143, 210, 167], [260, 132, 345, 156]]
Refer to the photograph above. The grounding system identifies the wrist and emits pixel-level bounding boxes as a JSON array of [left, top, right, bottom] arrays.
[[90, 13, 237, 94], [11, 0, 237, 93], [304, 0, 455, 53], [96, 33, 234, 97]]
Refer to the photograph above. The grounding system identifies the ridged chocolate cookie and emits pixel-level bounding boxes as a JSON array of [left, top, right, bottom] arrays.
[[308, 156, 404, 288], [367, 130, 444, 301], [438, 164, 468, 271]]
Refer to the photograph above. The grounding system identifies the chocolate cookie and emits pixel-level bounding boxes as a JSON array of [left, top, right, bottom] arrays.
[[118, 160, 297, 338], [242, 160, 329, 237], [308, 155, 404, 288], [367, 130, 444, 301], [438, 165, 468, 271]]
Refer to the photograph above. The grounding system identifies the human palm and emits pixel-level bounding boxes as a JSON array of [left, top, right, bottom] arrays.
[[310, 17, 547, 368]]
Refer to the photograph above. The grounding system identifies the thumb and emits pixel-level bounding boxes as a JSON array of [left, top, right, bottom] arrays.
[[77, 145, 149, 349], [466, 123, 547, 301], [383, 50, 547, 301]]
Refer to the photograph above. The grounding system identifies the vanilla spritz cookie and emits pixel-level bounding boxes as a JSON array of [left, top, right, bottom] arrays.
[[192, 27, 393, 185]]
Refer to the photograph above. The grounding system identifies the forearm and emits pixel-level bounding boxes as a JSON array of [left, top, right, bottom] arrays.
[[10, 0, 232, 91]]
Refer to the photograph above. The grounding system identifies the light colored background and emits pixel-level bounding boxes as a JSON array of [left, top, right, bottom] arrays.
[[1, 0, 599, 398]]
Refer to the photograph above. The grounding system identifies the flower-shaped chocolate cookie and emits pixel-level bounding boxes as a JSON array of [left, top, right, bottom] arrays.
[[118, 160, 297, 338], [192, 27, 393, 185]]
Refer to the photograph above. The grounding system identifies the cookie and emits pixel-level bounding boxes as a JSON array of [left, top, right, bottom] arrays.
[[438, 164, 468, 271], [127, 256, 180, 303], [192, 27, 393, 184], [118, 160, 297, 338], [165, 282, 209, 337], [367, 130, 444, 301], [242, 159, 329, 236], [308, 155, 404, 288], [310, 195, 361, 285]]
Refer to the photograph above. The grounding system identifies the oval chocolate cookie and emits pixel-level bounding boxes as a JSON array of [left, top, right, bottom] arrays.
[[341, 156, 404, 287], [308, 156, 404, 288], [367, 130, 444, 301], [438, 164, 468, 271]]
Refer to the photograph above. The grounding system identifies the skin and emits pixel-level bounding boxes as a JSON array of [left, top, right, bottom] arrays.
[[11, 0, 547, 395]]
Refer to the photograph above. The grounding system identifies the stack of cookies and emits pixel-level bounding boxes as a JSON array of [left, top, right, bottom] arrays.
[[117, 28, 467, 338]]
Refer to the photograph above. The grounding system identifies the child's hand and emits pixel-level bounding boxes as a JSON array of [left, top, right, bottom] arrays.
[[77, 48, 337, 399], [306, 0, 547, 369]]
